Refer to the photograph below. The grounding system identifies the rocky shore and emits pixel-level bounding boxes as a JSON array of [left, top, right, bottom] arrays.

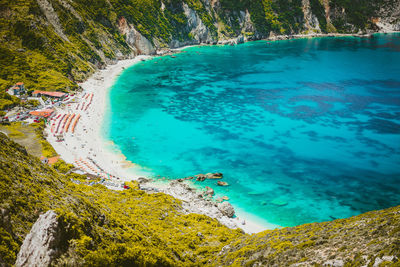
[[138, 174, 261, 232]]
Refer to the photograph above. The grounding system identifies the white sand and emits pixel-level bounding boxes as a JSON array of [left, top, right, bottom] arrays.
[[47, 56, 151, 182], [46, 55, 271, 234]]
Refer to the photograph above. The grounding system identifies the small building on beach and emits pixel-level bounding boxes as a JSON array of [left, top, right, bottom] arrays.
[[32, 90, 66, 100], [40, 156, 59, 165], [7, 82, 26, 96], [29, 109, 55, 119]]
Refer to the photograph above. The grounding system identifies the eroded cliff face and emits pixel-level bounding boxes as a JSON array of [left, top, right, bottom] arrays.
[[118, 17, 156, 55], [1, 0, 399, 92], [128, 0, 400, 52]]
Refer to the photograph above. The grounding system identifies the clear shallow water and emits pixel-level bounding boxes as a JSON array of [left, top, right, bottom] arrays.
[[106, 33, 400, 227]]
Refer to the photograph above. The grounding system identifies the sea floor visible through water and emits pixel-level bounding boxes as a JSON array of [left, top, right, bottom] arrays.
[[104, 33, 400, 227]]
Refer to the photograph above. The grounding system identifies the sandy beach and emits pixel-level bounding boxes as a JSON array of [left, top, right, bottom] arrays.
[[46, 55, 271, 234], [47, 56, 151, 185]]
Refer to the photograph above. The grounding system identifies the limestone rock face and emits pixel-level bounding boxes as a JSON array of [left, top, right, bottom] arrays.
[[15, 210, 61, 267], [302, 0, 322, 32], [218, 202, 235, 218], [375, 1, 400, 31], [118, 17, 156, 55], [36, 0, 69, 41], [183, 3, 211, 44]]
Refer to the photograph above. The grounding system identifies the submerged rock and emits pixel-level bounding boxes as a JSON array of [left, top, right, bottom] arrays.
[[218, 202, 235, 218], [270, 198, 288, 207], [217, 181, 229, 187], [216, 196, 230, 203]]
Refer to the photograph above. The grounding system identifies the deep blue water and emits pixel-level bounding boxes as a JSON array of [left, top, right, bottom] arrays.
[[106, 33, 400, 227]]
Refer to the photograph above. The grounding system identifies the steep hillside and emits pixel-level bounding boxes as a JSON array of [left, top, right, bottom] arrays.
[[0, 132, 243, 266], [0, 0, 399, 97], [0, 130, 399, 266]]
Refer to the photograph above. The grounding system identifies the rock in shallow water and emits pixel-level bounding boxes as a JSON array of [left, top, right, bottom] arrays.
[[204, 186, 215, 197], [206, 173, 223, 179], [216, 196, 230, 203], [217, 181, 229, 186], [195, 174, 207, 181]]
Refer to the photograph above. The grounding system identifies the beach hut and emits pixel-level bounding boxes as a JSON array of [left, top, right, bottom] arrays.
[[32, 90, 66, 100], [29, 109, 55, 119]]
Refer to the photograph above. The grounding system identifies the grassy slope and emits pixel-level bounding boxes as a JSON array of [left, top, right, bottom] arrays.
[[0, 132, 243, 266], [0, 121, 57, 158], [215, 206, 400, 266]]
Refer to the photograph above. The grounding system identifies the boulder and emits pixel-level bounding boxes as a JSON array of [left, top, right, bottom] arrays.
[[206, 173, 223, 179], [137, 177, 151, 184], [217, 202, 235, 218], [217, 181, 229, 187], [204, 186, 214, 197], [195, 174, 207, 181], [15, 210, 62, 267], [216, 196, 230, 203]]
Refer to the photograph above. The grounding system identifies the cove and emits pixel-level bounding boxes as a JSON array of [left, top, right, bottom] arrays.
[[105, 33, 400, 227]]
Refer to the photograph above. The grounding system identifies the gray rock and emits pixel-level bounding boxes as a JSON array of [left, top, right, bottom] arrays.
[[183, 3, 211, 43], [137, 177, 151, 184], [118, 17, 156, 55], [323, 259, 344, 267], [217, 181, 229, 186], [218, 202, 235, 218], [15, 210, 61, 267], [36, 0, 69, 41], [195, 174, 207, 181], [204, 186, 214, 197], [206, 173, 223, 179]]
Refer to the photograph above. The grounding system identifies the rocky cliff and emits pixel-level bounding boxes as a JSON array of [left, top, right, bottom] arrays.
[[0, 0, 399, 94]]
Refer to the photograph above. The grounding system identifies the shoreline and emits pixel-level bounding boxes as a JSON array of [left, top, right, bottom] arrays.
[[46, 55, 271, 234], [46, 31, 398, 234], [168, 31, 400, 51]]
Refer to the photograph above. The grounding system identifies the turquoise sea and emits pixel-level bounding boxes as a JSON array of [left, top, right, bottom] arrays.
[[105, 33, 400, 227]]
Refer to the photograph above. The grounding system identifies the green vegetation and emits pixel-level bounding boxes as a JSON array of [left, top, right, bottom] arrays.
[[1, 2, 399, 264], [329, 0, 397, 32], [0, 0, 392, 101], [0, 90, 20, 111], [0, 133, 243, 265], [310, 0, 328, 32], [0, 121, 55, 158], [215, 207, 400, 265], [0, 129, 399, 266]]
